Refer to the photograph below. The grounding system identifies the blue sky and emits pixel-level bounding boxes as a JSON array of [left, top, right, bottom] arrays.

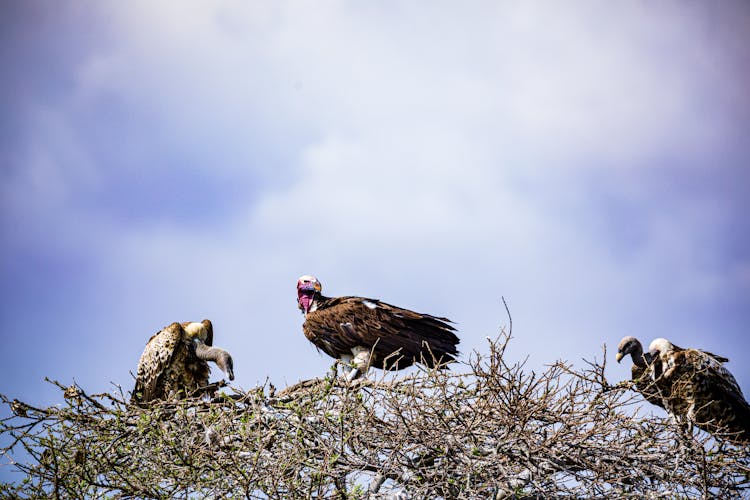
[[1, 1, 749, 478]]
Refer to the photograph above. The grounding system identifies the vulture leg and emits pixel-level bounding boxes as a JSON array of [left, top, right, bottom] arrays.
[[352, 346, 373, 373], [345, 367, 361, 383], [194, 341, 235, 380], [339, 354, 358, 381], [344, 346, 374, 382]]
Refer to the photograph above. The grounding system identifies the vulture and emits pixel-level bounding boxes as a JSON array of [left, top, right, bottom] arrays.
[[648, 337, 750, 443], [615, 336, 665, 409], [132, 320, 234, 403], [296, 275, 459, 381]]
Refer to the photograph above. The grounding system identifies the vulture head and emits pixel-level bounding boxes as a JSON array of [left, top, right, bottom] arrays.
[[616, 336, 643, 364], [615, 336, 656, 368], [297, 275, 322, 314], [647, 337, 676, 378], [648, 337, 674, 357]]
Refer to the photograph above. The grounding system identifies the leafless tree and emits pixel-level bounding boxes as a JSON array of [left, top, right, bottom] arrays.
[[2, 334, 748, 499]]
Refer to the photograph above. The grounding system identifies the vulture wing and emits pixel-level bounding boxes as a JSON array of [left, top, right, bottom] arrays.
[[303, 296, 459, 370], [683, 349, 750, 442], [132, 323, 210, 402], [660, 348, 750, 443], [133, 323, 185, 403]]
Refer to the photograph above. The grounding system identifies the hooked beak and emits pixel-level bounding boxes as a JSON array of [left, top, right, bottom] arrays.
[[615, 352, 624, 363], [223, 359, 235, 381], [298, 281, 321, 293], [216, 351, 234, 381]]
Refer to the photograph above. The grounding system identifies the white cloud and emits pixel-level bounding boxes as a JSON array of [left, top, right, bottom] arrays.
[[3, 0, 749, 406]]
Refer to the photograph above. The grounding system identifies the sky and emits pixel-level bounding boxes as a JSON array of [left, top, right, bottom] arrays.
[[1, 0, 749, 480]]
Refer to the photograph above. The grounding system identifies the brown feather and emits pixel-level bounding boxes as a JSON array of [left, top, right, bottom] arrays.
[[132, 322, 212, 403], [303, 295, 459, 370], [631, 363, 665, 410], [651, 340, 750, 443]]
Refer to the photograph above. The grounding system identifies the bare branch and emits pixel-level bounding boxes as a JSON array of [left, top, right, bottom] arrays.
[[2, 334, 748, 498]]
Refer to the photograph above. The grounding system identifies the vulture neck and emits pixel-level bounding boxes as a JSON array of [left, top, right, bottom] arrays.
[[194, 341, 234, 380], [306, 293, 328, 314], [195, 343, 222, 361], [630, 343, 649, 368]]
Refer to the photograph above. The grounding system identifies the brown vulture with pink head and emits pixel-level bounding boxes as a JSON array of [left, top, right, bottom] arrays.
[[296, 275, 459, 380], [647, 337, 750, 444]]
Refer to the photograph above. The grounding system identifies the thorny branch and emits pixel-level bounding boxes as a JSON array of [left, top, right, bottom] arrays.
[[1, 334, 748, 499]]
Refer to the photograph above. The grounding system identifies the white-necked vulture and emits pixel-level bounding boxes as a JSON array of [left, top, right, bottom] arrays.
[[296, 275, 459, 380], [648, 337, 750, 443], [132, 320, 234, 403], [615, 336, 665, 409]]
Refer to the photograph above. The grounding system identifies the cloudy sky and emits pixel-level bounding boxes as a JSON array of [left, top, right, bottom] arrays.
[[1, 0, 749, 477]]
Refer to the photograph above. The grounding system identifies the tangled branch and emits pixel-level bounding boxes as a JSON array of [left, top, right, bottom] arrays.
[[2, 335, 748, 498]]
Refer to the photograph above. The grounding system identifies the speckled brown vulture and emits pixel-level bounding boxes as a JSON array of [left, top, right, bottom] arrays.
[[648, 337, 750, 443], [132, 320, 234, 403], [296, 275, 459, 381], [615, 336, 665, 409]]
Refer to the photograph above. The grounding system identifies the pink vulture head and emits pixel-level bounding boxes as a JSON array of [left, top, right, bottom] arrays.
[[297, 275, 322, 314]]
